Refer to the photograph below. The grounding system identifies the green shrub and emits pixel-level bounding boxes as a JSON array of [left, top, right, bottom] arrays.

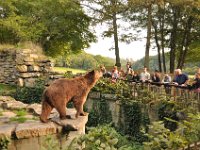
[[87, 98, 112, 127], [41, 135, 59, 150], [92, 78, 131, 97], [0, 83, 16, 96], [67, 125, 143, 150], [14, 79, 45, 104], [0, 136, 11, 150], [119, 99, 149, 143], [158, 100, 181, 131], [143, 121, 188, 150]]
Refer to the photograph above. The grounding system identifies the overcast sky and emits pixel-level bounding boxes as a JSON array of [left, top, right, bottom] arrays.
[[84, 24, 157, 61]]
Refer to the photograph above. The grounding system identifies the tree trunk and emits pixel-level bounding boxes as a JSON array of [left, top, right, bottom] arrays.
[[153, 21, 162, 72], [144, 2, 152, 69], [170, 7, 178, 73], [160, 11, 166, 73], [177, 16, 193, 69], [180, 17, 193, 68], [112, 13, 121, 67]]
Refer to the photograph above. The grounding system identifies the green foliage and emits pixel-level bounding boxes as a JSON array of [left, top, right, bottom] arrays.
[[143, 121, 187, 150], [41, 135, 60, 150], [157, 100, 181, 131], [10, 116, 27, 123], [0, 0, 95, 57], [157, 100, 190, 131], [14, 109, 27, 117], [67, 125, 143, 150], [87, 99, 112, 127], [144, 113, 200, 149], [0, 136, 11, 150], [0, 83, 16, 96], [119, 99, 148, 143], [179, 113, 200, 144], [14, 79, 45, 104], [92, 78, 131, 97]]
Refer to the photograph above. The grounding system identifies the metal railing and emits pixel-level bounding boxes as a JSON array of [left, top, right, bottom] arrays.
[[127, 81, 200, 112]]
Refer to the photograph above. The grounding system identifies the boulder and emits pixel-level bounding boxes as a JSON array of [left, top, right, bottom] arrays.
[[0, 124, 16, 138], [15, 121, 57, 139]]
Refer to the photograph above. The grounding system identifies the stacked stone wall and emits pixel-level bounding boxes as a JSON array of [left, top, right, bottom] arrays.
[[0, 48, 52, 87], [0, 49, 16, 84]]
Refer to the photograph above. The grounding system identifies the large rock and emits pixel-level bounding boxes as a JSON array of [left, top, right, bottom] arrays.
[[1, 100, 27, 110], [51, 109, 88, 134], [0, 96, 16, 102], [0, 124, 16, 138], [15, 121, 57, 139], [27, 104, 42, 116], [88, 91, 101, 99], [16, 65, 28, 73]]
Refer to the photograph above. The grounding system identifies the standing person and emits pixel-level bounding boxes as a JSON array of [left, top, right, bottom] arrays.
[[132, 71, 140, 82], [194, 67, 200, 80], [151, 70, 161, 83], [140, 67, 150, 82], [162, 73, 172, 83], [100, 65, 106, 74], [189, 73, 200, 91], [112, 66, 119, 82], [173, 69, 189, 86], [126, 62, 132, 75]]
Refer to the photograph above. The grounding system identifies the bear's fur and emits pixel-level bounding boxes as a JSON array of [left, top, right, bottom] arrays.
[[40, 70, 102, 123]]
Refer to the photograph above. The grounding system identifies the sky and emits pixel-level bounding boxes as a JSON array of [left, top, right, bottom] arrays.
[[84, 24, 158, 61]]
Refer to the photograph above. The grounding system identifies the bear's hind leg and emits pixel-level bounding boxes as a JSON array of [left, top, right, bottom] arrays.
[[74, 101, 86, 118], [40, 100, 53, 123], [55, 105, 67, 120]]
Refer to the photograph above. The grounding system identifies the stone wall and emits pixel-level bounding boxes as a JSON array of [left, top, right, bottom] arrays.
[[0, 49, 16, 84], [0, 48, 52, 87], [86, 91, 157, 128]]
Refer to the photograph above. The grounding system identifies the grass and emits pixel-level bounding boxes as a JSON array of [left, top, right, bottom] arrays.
[[10, 116, 27, 123], [10, 109, 28, 123], [0, 111, 3, 116], [0, 44, 15, 50], [52, 67, 86, 74], [14, 109, 27, 117], [0, 83, 16, 96]]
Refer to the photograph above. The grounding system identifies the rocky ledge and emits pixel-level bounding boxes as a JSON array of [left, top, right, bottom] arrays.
[[0, 96, 88, 140]]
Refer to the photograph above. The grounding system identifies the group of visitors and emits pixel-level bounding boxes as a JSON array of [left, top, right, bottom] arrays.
[[100, 63, 200, 92]]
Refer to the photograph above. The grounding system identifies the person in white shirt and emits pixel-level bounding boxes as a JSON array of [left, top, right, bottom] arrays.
[[140, 67, 150, 82]]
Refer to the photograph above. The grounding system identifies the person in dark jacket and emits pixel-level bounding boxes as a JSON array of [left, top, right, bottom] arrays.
[[131, 71, 140, 82], [151, 70, 161, 83]]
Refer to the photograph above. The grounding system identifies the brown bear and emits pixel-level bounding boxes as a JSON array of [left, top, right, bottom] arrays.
[[40, 70, 102, 123]]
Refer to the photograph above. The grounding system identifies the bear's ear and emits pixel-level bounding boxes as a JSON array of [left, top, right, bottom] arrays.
[[89, 70, 95, 74]]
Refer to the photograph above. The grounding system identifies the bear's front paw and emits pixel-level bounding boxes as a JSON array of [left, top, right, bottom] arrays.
[[80, 112, 86, 116], [66, 115, 72, 119]]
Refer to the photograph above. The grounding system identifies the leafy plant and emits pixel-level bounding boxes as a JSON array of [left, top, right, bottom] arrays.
[[14, 109, 27, 117], [87, 98, 112, 127], [144, 121, 187, 150], [158, 100, 181, 131], [67, 125, 143, 150], [0, 136, 11, 150], [41, 135, 60, 150], [14, 78, 45, 104], [92, 78, 131, 97]]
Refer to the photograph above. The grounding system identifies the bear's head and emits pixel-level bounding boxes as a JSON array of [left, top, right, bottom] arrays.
[[85, 70, 102, 84]]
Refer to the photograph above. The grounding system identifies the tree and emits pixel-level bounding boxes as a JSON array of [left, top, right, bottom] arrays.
[[81, 0, 130, 67], [0, 0, 96, 57]]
